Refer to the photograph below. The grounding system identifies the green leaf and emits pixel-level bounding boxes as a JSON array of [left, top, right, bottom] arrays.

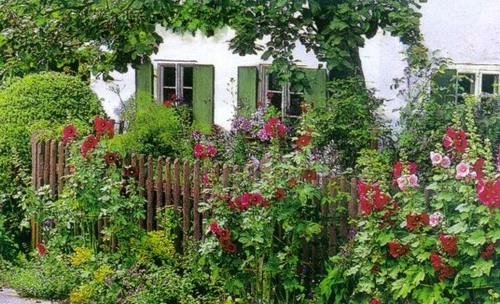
[[466, 230, 486, 246], [470, 259, 494, 278], [447, 222, 467, 234]]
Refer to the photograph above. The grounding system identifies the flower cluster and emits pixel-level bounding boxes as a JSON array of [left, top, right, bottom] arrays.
[[430, 152, 451, 168], [193, 143, 217, 159], [443, 127, 468, 153], [405, 212, 429, 231], [393, 161, 419, 191], [296, 134, 312, 149], [257, 117, 286, 141], [388, 241, 409, 258], [93, 116, 115, 139], [81, 135, 98, 158], [429, 211, 443, 227], [358, 180, 393, 215], [228, 192, 268, 211], [476, 179, 500, 208], [209, 222, 236, 253], [430, 252, 455, 281], [480, 243, 495, 260]]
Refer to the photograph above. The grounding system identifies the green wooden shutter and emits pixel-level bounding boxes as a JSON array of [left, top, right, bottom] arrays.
[[237, 66, 258, 117], [303, 68, 327, 108], [135, 63, 154, 100], [431, 68, 457, 104], [193, 65, 215, 130]]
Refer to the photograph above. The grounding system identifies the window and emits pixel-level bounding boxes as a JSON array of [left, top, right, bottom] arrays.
[[157, 63, 194, 106], [454, 64, 500, 97], [259, 66, 304, 117]]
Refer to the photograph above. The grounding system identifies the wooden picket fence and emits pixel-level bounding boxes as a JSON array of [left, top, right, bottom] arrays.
[[30, 137, 360, 267]]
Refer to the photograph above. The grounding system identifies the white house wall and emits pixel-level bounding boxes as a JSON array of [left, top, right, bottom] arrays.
[[92, 0, 500, 127]]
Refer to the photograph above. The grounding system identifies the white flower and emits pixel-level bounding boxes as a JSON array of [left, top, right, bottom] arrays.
[[441, 156, 451, 168], [396, 176, 406, 191], [408, 174, 419, 188], [455, 162, 470, 179], [429, 212, 443, 227]]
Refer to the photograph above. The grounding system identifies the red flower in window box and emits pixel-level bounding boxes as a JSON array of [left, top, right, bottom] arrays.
[[163, 100, 174, 107]]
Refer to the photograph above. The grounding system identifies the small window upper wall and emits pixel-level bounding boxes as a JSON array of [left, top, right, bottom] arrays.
[[432, 64, 500, 104]]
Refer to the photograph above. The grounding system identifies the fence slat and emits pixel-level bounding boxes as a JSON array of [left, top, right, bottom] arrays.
[[173, 159, 180, 211], [349, 177, 358, 219], [339, 177, 348, 240], [165, 158, 172, 207], [31, 135, 37, 189], [36, 141, 43, 189], [49, 140, 57, 195], [57, 142, 65, 196], [193, 160, 201, 242], [156, 157, 164, 230], [222, 163, 229, 188], [182, 160, 191, 248], [328, 177, 338, 256], [146, 155, 154, 232], [138, 154, 146, 229], [43, 141, 50, 185]]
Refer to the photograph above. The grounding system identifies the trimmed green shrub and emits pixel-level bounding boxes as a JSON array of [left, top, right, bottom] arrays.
[[0, 72, 104, 257]]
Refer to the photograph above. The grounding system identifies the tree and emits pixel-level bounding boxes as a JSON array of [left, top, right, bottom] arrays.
[[0, 0, 427, 84]]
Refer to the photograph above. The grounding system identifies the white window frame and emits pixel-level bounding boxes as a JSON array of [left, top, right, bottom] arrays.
[[155, 61, 196, 105], [454, 63, 500, 96], [258, 65, 304, 118]]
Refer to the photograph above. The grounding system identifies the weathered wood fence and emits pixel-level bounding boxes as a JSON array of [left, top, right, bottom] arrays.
[[30, 138, 360, 263]]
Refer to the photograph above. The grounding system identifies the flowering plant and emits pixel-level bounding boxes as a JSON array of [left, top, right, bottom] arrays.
[[199, 112, 327, 303], [319, 98, 499, 303]]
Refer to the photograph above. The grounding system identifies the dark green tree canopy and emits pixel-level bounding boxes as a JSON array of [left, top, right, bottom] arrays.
[[0, 0, 426, 83]]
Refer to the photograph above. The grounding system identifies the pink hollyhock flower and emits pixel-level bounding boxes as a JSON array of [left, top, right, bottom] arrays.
[[194, 143, 205, 159], [441, 156, 451, 168], [209, 222, 220, 234], [408, 174, 419, 188], [396, 176, 406, 191], [455, 162, 470, 179], [206, 144, 217, 157], [369, 299, 381, 304], [429, 212, 443, 227], [430, 152, 443, 166]]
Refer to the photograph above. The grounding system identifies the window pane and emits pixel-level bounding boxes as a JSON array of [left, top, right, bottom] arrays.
[[162, 66, 176, 87], [288, 94, 303, 116], [268, 73, 282, 91], [182, 88, 193, 107], [482, 74, 498, 94], [183, 66, 193, 87], [458, 73, 475, 95], [163, 88, 176, 102], [269, 92, 283, 111]]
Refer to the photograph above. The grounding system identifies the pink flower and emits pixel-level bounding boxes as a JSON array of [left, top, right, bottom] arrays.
[[430, 152, 443, 166], [408, 174, 419, 188], [429, 212, 443, 227], [455, 162, 470, 179], [396, 176, 406, 191], [441, 156, 451, 168]]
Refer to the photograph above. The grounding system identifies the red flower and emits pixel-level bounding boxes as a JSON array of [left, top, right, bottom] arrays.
[[481, 243, 495, 260], [220, 239, 237, 253], [94, 116, 107, 132], [406, 213, 429, 231], [206, 144, 217, 157], [439, 234, 458, 256], [388, 241, 409, 258], [194, 143, 205, 159], [393, 161, 403, 178], [81, 135, 98, 157], [217, 228, 231, 240], [430, 252, 442, 271], [263, 117, 287, 139], [36, 242, 46, 255], [296, 135, 312, 148], [275, 188, 286, 201], [473, 158, 485, 179], [303, 169, 317, 182], [62, 124, 77, 144], [409, 162, 417, 174], [444, 127, 468, 153], [437, 265, 455, 281], [250, 193, 264, 206], [122, 166, 139, 180], [477, 179, 500, 208], [288, 179, 296, 188], [104, 152, 120, 167], [360, 197, 373, 216], [163, 101, 174, 107], [209, 222, 220, 235], [369, 299, 381, 304]]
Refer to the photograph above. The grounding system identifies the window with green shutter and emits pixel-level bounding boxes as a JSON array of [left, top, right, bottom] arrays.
[[192, 65, 215, 128]]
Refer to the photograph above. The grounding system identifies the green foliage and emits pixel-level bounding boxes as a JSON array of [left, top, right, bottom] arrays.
[[110, 94, 192, 158], [6, 255, 79, 300], [309, 78, 388, 171]]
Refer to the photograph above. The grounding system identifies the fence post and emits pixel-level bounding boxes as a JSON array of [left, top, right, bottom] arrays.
[[182, 160, 191, 251], [193, 160, 201, 242]]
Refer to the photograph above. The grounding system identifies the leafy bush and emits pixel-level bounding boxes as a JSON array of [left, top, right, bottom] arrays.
[[309, 78, 387, 172], [7, 255, 79, 300], [110, 93, 192, 158]]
